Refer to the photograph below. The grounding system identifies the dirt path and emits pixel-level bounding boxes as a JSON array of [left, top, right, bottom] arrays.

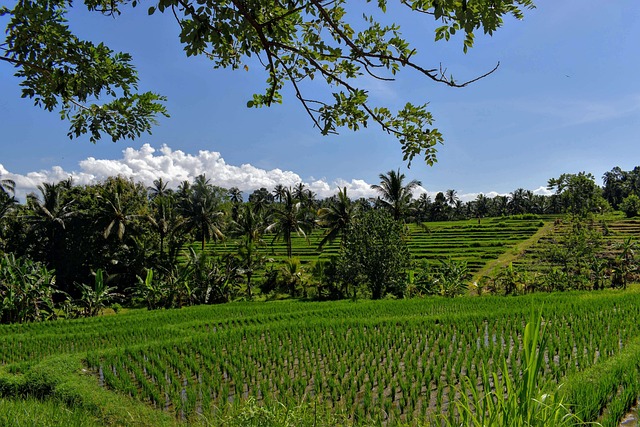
[[472, 220, 555, 283]]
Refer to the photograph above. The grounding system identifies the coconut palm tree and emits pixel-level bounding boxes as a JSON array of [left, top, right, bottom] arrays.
[[493, 195, 509, 217], [248, 187, 274, 214], [474, 194, 489, 223], [228, 187, 243, 204], [98, 190, 140, 241], [230, 203, 265, 245], [180, 176, 225, 251], [0, 177, 16, 198], [27, 182, 76, 240], [231, 204, 267, 299], [0, 196, 16, 222], [370, 169, 421, 221], [147, 195, 184, 260], [0, 178, 18, 224], [265, 188, 313, 258], [293, 182, 307, 201], [413, 193, 431, 222], [272, 184, 286, 203], [228, 187, 243, 222], [148, 178, 170, 200], [509, 188, 528, 215], [95, 177, 149, 245], [26, 181, 77, 289], [445, 189, 459, 207], [317, 187, 357, 249]]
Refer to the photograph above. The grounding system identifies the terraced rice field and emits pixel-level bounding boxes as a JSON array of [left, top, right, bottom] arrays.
[[512, 215, 640, 274], [205, 216, 547, 274], [3, 289, 640, 425]]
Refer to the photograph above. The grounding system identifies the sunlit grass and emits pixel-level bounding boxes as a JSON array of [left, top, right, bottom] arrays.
[[0, 397, 101, 427]]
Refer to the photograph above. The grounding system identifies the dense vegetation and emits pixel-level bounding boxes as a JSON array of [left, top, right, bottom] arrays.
[[2, 166, 640, 424], [1, 167, 638, 322]]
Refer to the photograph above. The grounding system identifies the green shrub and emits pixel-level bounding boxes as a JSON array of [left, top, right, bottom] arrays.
[[620, 194, 640, 218]]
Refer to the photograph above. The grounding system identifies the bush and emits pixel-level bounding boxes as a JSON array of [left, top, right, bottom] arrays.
[[0, 253, 58, 324], [620, 194, 640, 218]]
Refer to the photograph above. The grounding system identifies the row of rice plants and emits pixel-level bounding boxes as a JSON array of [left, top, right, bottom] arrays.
[[84, 287, 640, 424], [201, 217, 547, 280]]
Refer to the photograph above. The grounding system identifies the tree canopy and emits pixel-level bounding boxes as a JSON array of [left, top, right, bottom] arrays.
[[1, 0, 534, 165]]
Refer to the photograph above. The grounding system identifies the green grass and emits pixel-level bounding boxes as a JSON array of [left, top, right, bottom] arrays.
[[3, 287, 640, 425], [0, 397, 101, 427]]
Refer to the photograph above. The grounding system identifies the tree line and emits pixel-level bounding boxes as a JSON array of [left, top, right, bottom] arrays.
[[0, 166, 637, 323]]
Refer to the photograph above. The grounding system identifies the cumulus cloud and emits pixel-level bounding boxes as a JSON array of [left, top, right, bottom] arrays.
[[0, 144, 523, 203], [0, 144, 382, 201], [533, 186, 553, 196]]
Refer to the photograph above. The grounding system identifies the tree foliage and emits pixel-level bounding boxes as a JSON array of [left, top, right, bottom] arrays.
[[547, 172, 608, 218], [2, 0, 533, 164], [339, 209, 410, 299], [602, 166, 640, 210], [1, 0, 168, 142], [371, 168, 421, 221], [0, 253, 58, 323]]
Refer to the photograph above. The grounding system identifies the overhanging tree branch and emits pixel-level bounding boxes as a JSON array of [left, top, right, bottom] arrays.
[[2, 0, 535, 165]]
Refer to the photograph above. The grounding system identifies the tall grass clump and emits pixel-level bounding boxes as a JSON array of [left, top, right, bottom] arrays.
[[443, 310, 591, 427], [0, 397, 101, 427]]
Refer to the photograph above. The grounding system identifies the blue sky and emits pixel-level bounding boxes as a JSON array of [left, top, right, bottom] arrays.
[[1, 1, 640, 201]]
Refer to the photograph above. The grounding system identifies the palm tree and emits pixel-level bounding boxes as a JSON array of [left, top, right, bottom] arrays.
[[0, 178, 17, 223], [98, 190, 140, 241], [303, 189, 317, 209], [230, 203, 265, 246], [445, 189, 459, 207], [231, 204, 267, 299], [509, 188, 528, 215], [317, 187, 357, 249], [228, 187, 243, 222], [474, 194, 489, 223], [176, 180, 192, 200], [248, 187, 274, 213], [272, 184, 286, 203], [370, 169, 421, 221], [0, 196, 16, 222], [293, 182, 307, 201], [148, 178, 170, 200], [0, 177, 16, 198], [265, 188, 313, 258], [493, 195, 509, 217], [26, 182, 77, 289], [613, 237, 637, 289], [413, 193, 431, 222], [147, 195, 184, 259], [28, 181, 75, 229], [228, 187, 243, 204], [280, 257, 303, 297], [180, 176, 225, 251]]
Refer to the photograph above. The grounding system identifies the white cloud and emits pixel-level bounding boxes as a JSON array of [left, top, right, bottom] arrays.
[[0, 144, 380, 201], [533, 186, 553, 196], [0, 144, 532, 203], [456, 191, 507, 203]]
